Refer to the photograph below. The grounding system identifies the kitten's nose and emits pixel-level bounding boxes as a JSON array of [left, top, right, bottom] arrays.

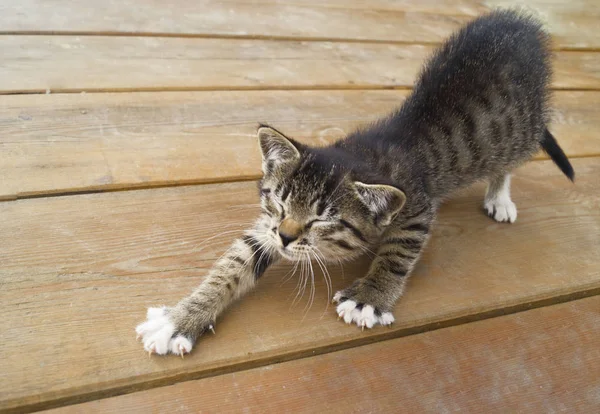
[[278, 218, 302, 247], [279, 232, 297, 247]]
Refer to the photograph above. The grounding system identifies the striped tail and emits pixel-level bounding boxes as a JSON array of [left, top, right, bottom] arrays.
[[541, 129, 575, 182]]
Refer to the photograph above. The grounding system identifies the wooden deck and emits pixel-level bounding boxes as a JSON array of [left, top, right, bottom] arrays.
[[1, 1, 599, 413]]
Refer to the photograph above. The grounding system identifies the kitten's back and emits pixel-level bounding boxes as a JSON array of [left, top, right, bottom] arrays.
[[415, 9, 552, 109], [397, 10, 554, 197]]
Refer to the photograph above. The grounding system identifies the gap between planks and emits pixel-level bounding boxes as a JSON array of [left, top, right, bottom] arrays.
[[2, 31, 600, 53], [6, 289, 600, 414], [1, 154, 598, 203], [0, 85, 414, 96], [4, 85, 600, 96]]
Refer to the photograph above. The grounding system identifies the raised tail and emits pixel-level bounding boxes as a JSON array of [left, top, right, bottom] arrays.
[[541, 129, 575, 182]]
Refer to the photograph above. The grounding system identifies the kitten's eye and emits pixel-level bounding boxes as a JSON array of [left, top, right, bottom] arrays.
[[276, 201, 286, 219], [305, 219, 325, 229]]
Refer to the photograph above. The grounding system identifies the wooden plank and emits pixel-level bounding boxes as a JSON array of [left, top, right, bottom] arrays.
[[0, 0, 473, 41], [1, 158, 599, 412], [1, 36, 599, 94], [44, 296, 600, 413], [0, 36, 429, 94], [1, 1, 599, 48], [485, 0, 600, 49], [2, 90, 600, 201]]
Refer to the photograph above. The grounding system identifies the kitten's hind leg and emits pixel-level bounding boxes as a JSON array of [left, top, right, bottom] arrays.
[[484, 174, 517, 223]]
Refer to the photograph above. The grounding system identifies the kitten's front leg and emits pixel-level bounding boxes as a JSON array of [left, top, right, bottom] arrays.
[[136, 218, 279, 356], [333, 213, 432, 329]]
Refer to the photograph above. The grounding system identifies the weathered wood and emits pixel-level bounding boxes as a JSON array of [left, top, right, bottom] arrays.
[[1, 158, 598, 412], [45, 296, 600, 414], [1, 0, 599, 48], [0, 1, 474, 42], [2, 90, 599, 201], [1, 36, 599, 94], [0, 36, 427, 94]]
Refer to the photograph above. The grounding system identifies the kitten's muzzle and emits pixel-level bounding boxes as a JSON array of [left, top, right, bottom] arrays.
[[278, 218, 302, 247]]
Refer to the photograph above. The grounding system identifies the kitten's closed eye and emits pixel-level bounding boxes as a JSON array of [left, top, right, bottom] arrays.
[[305, 219, 325, 229], [276, 202, 286, 220]]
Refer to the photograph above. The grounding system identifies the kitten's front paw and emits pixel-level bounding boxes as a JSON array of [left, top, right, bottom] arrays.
[[135, 306, 214, 357], [332, 291, 395, 329]]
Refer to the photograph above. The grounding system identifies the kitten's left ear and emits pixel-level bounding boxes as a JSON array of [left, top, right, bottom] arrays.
[[257, 125, 301, 175], [354, 182, 406, 226]]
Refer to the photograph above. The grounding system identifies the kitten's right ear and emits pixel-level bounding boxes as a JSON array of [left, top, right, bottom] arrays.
[[257, 125, 301, 174]]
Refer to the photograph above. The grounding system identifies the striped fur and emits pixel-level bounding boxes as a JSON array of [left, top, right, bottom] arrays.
[[137, 10, 575, 354]]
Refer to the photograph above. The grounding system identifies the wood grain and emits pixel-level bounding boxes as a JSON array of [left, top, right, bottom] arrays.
[[0, 1, 473, 42], [1, 1, 599, 48], [1, 36, 599, 94], [45, 296, 600, 414], [2, 90, 599, 201], [1, 158, 598, 412], [0, 36, 428, 94]]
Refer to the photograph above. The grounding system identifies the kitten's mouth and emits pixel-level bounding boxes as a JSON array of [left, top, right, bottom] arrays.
[[278, 248, 299, 261], [278, 247, 309, 262]]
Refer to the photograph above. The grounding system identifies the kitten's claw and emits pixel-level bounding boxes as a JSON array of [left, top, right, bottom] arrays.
[[332, 291, 343, 303], [209, 325, 216, 335]]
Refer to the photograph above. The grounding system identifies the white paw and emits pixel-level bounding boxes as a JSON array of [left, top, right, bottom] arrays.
[[484, 198, 517, 223], [135, 307, 193, 356], [333, 293, 395, 329]]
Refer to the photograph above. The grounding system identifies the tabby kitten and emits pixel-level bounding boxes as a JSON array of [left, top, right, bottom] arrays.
[[136, 10, 574, 356]]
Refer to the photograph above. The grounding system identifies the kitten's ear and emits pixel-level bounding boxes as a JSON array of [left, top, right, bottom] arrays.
[[257, 125, 301, 174], [354, 182, 406, 226]]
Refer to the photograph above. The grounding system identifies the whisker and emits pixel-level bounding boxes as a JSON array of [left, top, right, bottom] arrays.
[[214, 232, 270, 276], [280, 258, 299, 286], [298, 256, 309, 306], [303, 251, 316, 316], [326, 192, 349, 208], [298, 255, 310, 306], [241, 235, 270, 268], [337, 258, 346, 281], [291, 256, 306, 307], [191, 229, 249, 253], [226, 204, 262, 211], [357, 243, 378, 259], [311, 246, 332, 311], [323, 172, 350, 206], [252, 244, 271, 277]]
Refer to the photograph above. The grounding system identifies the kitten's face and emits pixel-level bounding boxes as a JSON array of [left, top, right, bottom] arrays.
[[256, 126, 406, 262]]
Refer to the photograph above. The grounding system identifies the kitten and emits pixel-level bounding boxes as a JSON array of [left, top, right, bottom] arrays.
[[136, 10, 574, 356]]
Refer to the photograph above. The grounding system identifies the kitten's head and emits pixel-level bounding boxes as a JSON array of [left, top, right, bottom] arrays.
[[256, 125, 406, 262]]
